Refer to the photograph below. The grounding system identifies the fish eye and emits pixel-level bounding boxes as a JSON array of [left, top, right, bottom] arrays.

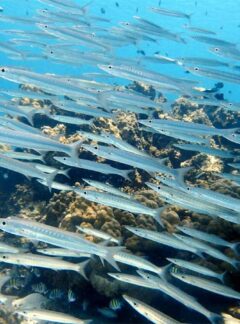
[[194, 67, 199, 71], [83, 191, 87, 194], [186, 187, 190, 190], [44, 25, 48, 28], [157, 186, 160, 190], [2, 256, 6, 259], [108, 65, 112, 69], [214, 47, 219, 52], [94, 146, 98, 149], [1, 68, 5, 73], [133, 302, 137, 306], [2, 221, 6, 225]]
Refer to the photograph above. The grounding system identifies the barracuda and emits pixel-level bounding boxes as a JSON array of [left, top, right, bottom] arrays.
[[0, 217, 122, 269]]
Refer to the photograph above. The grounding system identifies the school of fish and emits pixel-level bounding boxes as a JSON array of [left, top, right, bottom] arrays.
[[0, 0, 239, 323]]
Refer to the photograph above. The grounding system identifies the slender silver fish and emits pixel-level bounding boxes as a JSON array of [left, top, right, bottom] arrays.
[[172, 273, 240, 299], [15, 309, 89, 324], [123, 295, 180, 324], [167, 258, 226, 283]]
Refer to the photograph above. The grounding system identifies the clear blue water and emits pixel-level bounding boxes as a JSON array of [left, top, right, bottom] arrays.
[[1, 0, 240, 100]]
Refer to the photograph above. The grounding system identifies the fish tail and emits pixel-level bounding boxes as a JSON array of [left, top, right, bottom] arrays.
[[153, 206, 165, 227], [158, 263, 171, 280], [173, 166, 193, 187], [104, 246, 124, 271], [26, 109, 35, 126], [77, 260, 90, 281], [61, 168, 71, 179], [231, 259, 240, 270], [69, 140, 82, 160], [208, 312, 222, 324], [232, 242, 240, 256], [119, 169, 132, 181], [46, 170, 58, 191], [219, 270, 228, 284], [222, 128, 240, 144]]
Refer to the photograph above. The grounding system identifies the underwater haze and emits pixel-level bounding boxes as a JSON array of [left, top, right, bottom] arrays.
[[0, 0, 239, 323]]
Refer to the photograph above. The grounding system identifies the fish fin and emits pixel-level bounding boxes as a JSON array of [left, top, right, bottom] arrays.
[[232, 242, 240, 256], [208, 312, 222, 324], [104, 246, 124, 271], [119, 169, 132, 181], [219, 270, 227, 284], [70, 140, 82, 160], [25, 109, 35, 126], [60, 168, 71, 179], [231, 260, 240, 270], [173, 166, 193, 187], [97, 92, 108, 110], [46, 170, 58, 191], [158, 263, 172, 280], [153, 206, 165, 227], [77, 260, 90, 281]]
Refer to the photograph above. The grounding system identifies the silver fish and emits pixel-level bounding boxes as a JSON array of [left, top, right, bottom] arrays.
[[174, 143, 235, 158], [81, 143, 190, 184], [138, 270, 220, 323], [228, 163, 240, 170], [77, 226, 120, 244], [0, 217, 122, 269], [37, 179, 73, 191], [182, 24, 216, 35], [123, 295, 180, 324], [125, 226, 199, 254], [172, 273, 240, 299], [15, 309, 89, 324], [0, 117, 43, 135], [209, 46, 240, 61], [0, 151, 44, 163], [82, 178, 131, 199], [32, 163, 69, 178], [0, 154, 57, 190], [113, 251, 169, 277], [177, 226, 240, 255], [150, 7, 191, 20], [146, 182, 240, 224], [187, 66, 240, 85], [174, 234, 239, 269], [78, 130, 149, 157], [37, 248, 91, 258], [54, 156, 132, 180], [0, 253, 89, 279], [0, 242, 23, 254], [167, 258, 226, 283], [0, 128, 82, 159], [108, 273, 157, 289], [48, 114, 93, 126], [74, 188, 164, 226], [191, 35, 237, 48]]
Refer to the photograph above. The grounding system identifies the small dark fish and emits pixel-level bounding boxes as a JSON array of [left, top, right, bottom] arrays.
[[137, 50, 146, 56], [115, 2, 119, 7], [101, 8, 106, 14]]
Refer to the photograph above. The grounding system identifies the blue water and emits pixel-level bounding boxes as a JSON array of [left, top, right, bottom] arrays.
[[1, 0, 240, 100]]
